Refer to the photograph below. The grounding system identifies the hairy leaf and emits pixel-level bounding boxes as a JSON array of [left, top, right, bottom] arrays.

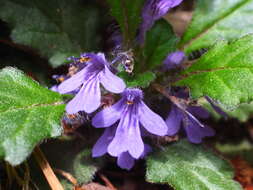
[[0, 67, 65, 165], [146, 140, 242, 190], [0, 0, 102, 67], [119, 71, 156, 88], [107, 0, 145, 44], [176, 35, 253, 110], [179, 0, 253, 53], [73, 150, 98, 183], [144, 20, 178, 69]]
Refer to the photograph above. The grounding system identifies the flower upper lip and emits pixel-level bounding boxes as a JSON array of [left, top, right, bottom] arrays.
[[58, 53, 126, 114]]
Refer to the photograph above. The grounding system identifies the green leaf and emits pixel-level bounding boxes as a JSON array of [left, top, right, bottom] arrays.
[[176, 35, 253, 110], [0, 67, 65, 165], [73, 150, 98, 184], [119, 71, 156, 88], [227, 103, 253, 121], [107, 0, 145, 45], [146, 140, 242, 190], [0, 0, 102, 67], [204, 99, 253, 122], [144, 20, 178, 69], [179, 0, 253, 54]]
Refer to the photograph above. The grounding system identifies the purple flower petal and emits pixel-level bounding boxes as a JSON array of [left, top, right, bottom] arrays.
[[184, 123, 202, 144], [96, 53, 107, 62], [108, 108, 144, 159], [100, 66, 126, 93], [50, 85, 58, 92], [139, 0, 184, 43], [66, 77, 101, 114], [58, 67, 87, 94], [205, 96, 228, 118], [163, 51, 185, 70], [184, 118, 215, 144], [141, 144, 152, 158], [139, 102, 167, 136], [117, 152, 135, 170], [152, 0, 183, 20], [171, 0, 184, 7], [184, 109, 205, 128], [166, 105, 182, 136], [201, 125, 215, 137], [92, 99, 125, 128], [92, 126, 116, 157], [187, 106, 209, 119]]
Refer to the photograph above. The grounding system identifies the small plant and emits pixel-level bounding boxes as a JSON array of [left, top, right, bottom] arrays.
[[1, 0, 253, 189]]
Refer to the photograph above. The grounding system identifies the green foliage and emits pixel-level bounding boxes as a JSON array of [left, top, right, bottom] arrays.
[[73, 150, 98, 184], [205, 100, 253, 122], [0, 67, 65, 165], [107, 0, 145, 45], [119, 71, 156, 88], [179, 0, 253, 53], [216, 140, 253, 164], [0, 0, 102, 67], [227, 103, 253, 121], [144, 20, 178, 69], [176, 35, 253, 110], [146, 140, 242, 190]]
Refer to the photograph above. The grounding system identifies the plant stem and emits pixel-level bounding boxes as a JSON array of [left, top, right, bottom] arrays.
[[54, 168, 78, 186], [33, 147, 64, 190]]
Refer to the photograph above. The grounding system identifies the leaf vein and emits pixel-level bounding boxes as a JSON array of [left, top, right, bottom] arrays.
[[181, 0, 252, 49], [0, 102, 64, 115]]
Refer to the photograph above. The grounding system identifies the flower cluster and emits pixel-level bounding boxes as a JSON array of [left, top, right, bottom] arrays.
[[52, 0, 220, 170], [54, 51, 216, 170]]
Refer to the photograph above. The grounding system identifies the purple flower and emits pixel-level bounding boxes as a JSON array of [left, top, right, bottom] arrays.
[[166, 104, 215, 143], [117, 152, 135, 170], [50, 85, 59, 92], [92, 125, 152, 170], [92, 88, 167, 159], [163, 51, 185, 70], [139, 0, 184, 43], [58, 53, 126, 114]]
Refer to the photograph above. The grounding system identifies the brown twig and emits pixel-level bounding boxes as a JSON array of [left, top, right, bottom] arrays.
[[54, 168, 78, 186], [33, 147, 64, 190], [5, 163, 13, 188], [99, 174, 117, 190], [23, 162, 31, 190], [6, 163, 25, 187]]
